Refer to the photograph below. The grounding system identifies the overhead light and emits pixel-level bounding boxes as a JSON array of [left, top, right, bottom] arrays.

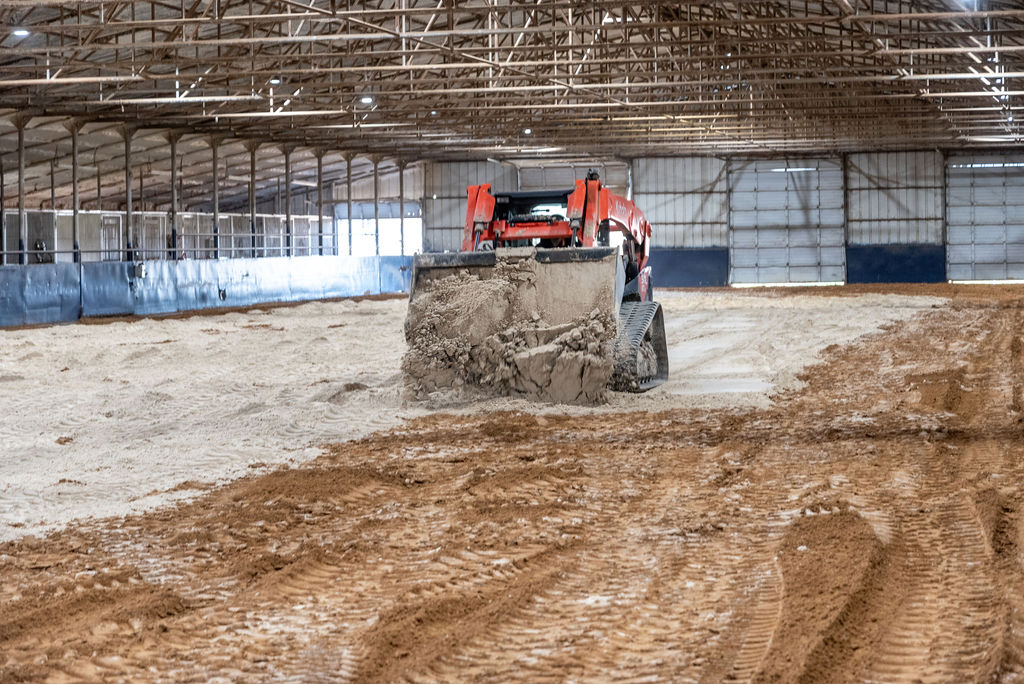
[[269, 77, 281, 85], [771, 167, 816, 173], [430, 110, 438, 116], [951, 161, 1024, 169], [523, 128, 532, 135], [360, 95, 374, 105], [13, 28, 29, 37]]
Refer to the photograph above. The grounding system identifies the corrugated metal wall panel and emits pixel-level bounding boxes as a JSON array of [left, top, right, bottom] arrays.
[[423, 228, 463, 253], [631, 157, 728, 248], [728, 159, 845, 284], [336, 164, 424, 202], [426, 161, 517, 196], [946, 153, 1024, 280], [518, 163, 628, 196], [847, 151, 943, 244], [421, 161, 519, 252], [633, 157, 727, 193]]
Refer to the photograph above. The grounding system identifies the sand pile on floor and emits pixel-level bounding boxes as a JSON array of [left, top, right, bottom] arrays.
[[403, 257, 615, 404]]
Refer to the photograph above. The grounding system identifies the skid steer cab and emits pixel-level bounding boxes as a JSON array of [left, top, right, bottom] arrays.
[[463, 170, 653, 304]]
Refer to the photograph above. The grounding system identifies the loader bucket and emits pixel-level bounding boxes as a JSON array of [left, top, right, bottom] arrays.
[[403, 246, 628, 404], [408, 246, 625, 327]]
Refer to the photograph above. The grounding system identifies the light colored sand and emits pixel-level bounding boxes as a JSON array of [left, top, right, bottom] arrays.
[[641, 290, 948, 409], [0, 299, 423, 542], [0, 290, 945, 541]]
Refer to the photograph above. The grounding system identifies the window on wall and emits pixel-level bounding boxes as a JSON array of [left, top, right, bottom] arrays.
[[335, 201, 422, 256]]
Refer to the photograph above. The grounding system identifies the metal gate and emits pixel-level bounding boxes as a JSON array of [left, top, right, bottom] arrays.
[[139, 214, 165, 260], [100, 215, 123, 261], [947, 154, 1024, 281], [728, 159, 845, 284]]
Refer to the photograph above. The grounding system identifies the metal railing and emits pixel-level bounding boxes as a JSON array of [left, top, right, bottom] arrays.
[[0, 209, 337, 265]]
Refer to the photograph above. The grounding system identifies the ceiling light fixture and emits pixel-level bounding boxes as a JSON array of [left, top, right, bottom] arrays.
[[430, 110, 438, 116], [523, 128, 532, 135], [13, 28, 29, 37], [269, 77, 281, 85], [360, 95, 374, 105]]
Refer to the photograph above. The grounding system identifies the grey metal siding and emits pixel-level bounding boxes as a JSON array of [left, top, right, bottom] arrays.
[[847, 151, 943, 245], [632, 157, 729, 249], [422, 161, 518, 252], [518, 163, 628, 196]]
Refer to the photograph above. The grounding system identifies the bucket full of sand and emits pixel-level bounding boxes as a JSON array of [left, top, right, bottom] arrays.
[[403, 247, 625, 405]]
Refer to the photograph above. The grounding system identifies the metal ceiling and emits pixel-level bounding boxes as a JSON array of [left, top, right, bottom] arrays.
[[1, 1, 1022, 210]]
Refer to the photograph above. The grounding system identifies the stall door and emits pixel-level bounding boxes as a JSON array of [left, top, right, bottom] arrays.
[[729, 159, 845, 284], [947, 154, 1024, 281]]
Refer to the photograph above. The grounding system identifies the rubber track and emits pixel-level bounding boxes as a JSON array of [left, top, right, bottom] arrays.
[[610, 300, 669, 392]]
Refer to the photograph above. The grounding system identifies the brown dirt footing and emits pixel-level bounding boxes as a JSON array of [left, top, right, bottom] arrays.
[[5, 286, 1024, 681]]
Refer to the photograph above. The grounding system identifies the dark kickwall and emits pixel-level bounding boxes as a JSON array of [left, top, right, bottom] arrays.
[[846, 245, 946, 284]]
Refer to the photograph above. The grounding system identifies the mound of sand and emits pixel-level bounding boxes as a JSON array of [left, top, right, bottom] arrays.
[[403, 256, 615, 405]]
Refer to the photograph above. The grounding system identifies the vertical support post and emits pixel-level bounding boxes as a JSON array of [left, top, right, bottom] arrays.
[[246, 141, 258, 258], [138, 159, 144, 257], [941, 150, 949, 281], [373, 157, 380, 256], [842, 153, 850, 284], [168, 132, 180, 260], [316, 149, 324, 256], [398, 160, 406, 256], [123, 126, 134, 262], [50, 157, 56, 210], [330, 180, 338, 255], [69, 120, 81, 263], [211, 137, 220, 259], [283, 145, 293, 257], [17, 118, 27, 265], [1, 154, 6, 265], [725, 157, 733, 285], [345, 153, 354, 256], [95, 149, 102, 211]]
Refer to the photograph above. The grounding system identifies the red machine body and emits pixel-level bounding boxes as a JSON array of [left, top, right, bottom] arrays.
[[462, 174, 654, 301]]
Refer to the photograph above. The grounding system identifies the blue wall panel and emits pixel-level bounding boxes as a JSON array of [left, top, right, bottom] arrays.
[[131, 261, 180, 316], [2, 255, 412, 329], [649, 248, 730, 287], [81, 262, 134, 317], [379, 256, 414, 293], [846, 245, 946, 284], [294, 256, 376, 300], [0, 263, 80, 327], [178, 260, 228, 310], [239, 258, 289, 307]]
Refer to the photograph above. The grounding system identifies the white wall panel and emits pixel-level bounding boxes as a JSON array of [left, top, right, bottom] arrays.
[[946, 153, 1024, 280], [847, 151, 943, 244], [632, 157, 728, 248], [728, 159, 845, 284]]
